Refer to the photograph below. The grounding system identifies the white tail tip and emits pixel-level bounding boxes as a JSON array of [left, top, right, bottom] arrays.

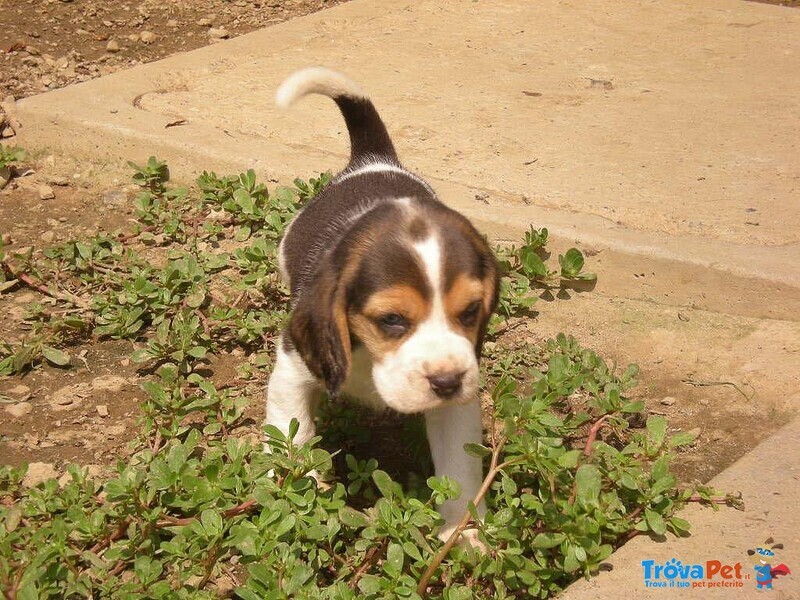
[[275, 67, 368, 109]]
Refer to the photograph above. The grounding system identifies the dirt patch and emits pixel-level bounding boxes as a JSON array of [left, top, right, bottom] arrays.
[[0, 0, 345, 105], [1, 0, 345, 473], [522, 289, 799, 485]]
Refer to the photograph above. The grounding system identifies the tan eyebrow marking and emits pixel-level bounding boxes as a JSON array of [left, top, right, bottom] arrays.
[[350, 284, 431, 359], [361, 284, 429, 322]]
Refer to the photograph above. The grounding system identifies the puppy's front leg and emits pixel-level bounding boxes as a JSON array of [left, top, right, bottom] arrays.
[[265, 339, 321, 447], [425, 400, 485, 543]]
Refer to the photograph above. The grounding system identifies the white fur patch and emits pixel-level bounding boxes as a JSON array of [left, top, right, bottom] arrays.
[[414, 236, 442, 302], [335, 161, 435, 194], [368, 235, 479, 414], [265, 339, 322, 446]]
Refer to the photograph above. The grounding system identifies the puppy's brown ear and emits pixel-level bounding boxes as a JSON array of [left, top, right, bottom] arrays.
[[288, 267, 351, 396]]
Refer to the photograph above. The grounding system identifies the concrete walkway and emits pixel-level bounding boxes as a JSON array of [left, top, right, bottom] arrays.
[[12, 0, 800, 287], [8, 0, 800, 597]]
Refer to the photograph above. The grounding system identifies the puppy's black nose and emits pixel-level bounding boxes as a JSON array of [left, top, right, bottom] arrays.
[[427, 372, 464, 398]]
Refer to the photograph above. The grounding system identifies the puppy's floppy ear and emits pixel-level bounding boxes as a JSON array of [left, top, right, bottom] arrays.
[[288, 264, 351, 396]]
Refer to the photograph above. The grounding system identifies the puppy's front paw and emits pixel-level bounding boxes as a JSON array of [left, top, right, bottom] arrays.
[[437, 524, 487, 551]]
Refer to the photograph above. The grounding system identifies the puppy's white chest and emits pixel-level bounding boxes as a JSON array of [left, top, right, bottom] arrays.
[[339, 346, 386, 410]]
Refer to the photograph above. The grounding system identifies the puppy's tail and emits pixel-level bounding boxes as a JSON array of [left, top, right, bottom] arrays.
[[276, 67, 398, 166]]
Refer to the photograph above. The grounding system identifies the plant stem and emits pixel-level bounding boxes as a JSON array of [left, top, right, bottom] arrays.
[[1, 260, 91, 309], [417, 437, 521, 596], [349, 539, 386, 590]]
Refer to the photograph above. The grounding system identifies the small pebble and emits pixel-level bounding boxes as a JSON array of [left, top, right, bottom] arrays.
[[38, 184, 55, 200], [106, 39, 121, 53], [96, 404, 109, 418], [140, 31, 156, 44], [5, 402, 33, 418], [22, 463, 58, 488], [208, 27, 230, 39], [660, 396, 676, 406]]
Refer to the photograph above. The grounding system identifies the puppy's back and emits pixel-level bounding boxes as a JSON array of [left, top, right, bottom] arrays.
[[276, 68, 438, 297]]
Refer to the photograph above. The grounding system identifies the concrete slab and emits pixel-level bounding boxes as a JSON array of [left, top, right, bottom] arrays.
[[11, 0, 800, 289], [560, 417, 800, 599]]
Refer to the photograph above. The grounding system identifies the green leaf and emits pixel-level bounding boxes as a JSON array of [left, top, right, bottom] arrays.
[[463, 442, 492, 458], [575, 464, 601, 508], [42, 346, 70, 366], [559, 248, 586, 278], [650, 474, 676, 497], [532, 532, 566, 549], [338, 506, 369, 528], [358, 575, 383, 594], [185, 291, 205, 308], [557, 449, 582, 468], [186, 346, 208, 359], [501, 474, 518, 496], [372, 469, 397, 500], [384, 542, 404, 578], [563, 546, 580, 572], [273, 514, 296, 538], [521, 247, 548, 278], [669, 516, 692, 534], [0, 279, 19, 293], [646, 415, 667, 448], [621, 400, 645, 413], [645, 508, 667, 536], [668, 430, 698, 448], [131, 348, 152, 363], [402, 541, 423, 562]]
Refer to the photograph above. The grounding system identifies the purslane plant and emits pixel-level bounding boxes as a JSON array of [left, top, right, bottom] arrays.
[[0, 158, 722, 599]]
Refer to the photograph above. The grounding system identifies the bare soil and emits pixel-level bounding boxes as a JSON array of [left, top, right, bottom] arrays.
[[0, 0, 345, 103], [0, 0, 345, 476]]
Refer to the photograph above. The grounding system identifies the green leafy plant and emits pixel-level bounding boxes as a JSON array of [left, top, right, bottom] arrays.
[[0, 145, 27, 170], [0, 158, 728, 599], [128, 155, 170, 195]]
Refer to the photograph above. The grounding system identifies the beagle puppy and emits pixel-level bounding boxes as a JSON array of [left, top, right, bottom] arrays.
[[266, 67, 499, 541]]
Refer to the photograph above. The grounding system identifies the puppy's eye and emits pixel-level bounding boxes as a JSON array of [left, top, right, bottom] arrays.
[[378, 313, 409, 336], [459, 300, 482, 327]]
